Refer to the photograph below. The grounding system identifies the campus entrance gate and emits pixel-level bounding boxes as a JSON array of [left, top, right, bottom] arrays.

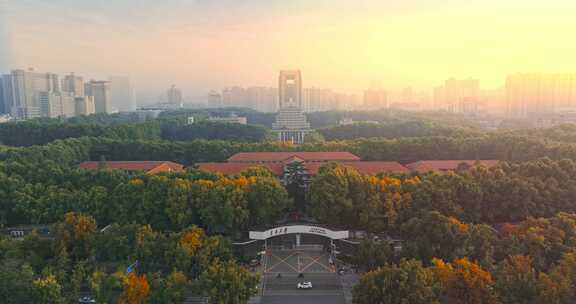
[[249, 225, 349, 253], [252, 225, 350, 298], [266, 234, 328, 251]]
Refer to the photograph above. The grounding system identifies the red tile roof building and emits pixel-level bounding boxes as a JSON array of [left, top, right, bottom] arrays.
[[80, 156, 499, 177], [405, 160, 499, 173], [197, 152, 405, 177], [227, 152, 361, 163], [79, 161, 185, 174], [199, 152, 500, 176]]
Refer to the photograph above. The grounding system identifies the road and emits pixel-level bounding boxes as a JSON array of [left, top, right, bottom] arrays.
[[259, 249, 348, 304], [262, 295, 346, 304]]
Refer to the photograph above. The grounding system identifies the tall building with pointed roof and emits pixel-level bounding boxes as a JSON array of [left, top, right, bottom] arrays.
[[273, 70, 311, 144]]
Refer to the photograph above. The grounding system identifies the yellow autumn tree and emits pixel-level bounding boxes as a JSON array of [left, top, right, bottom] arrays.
[[178, 226, 204, 256], [368, 175, 417, 229], [32, 274, 65, 304], [118, 272, 150, 304], [448, 216, 470, 234], [432, 257, 496, 304], [54, 212, 97, 261]]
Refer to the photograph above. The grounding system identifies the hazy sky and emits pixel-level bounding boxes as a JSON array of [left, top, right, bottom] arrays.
[[0, 0, 11, 71], [3, 0, 576, 96]]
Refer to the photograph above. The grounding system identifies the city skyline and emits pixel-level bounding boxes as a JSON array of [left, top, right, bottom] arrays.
[[3, 67, 576, 119], [4, 2, 576, 303], [3, 0, 576, 95], [0, 68, 137, 119]]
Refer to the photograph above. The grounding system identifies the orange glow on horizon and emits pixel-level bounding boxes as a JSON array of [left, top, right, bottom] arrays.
[[5, 0, 576, 94]]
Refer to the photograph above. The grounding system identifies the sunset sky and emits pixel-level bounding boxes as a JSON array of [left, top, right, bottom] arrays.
[[3, 0, 576, 96]]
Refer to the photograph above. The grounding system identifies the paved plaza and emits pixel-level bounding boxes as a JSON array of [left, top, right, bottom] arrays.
[[259, 248, 347, 304], [264, 249, 335, 274]]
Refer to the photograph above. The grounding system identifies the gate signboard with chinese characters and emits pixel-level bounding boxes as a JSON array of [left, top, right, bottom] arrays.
[[249, 225, 349, 240]]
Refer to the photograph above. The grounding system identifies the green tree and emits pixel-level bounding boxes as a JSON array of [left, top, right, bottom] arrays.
[[197, 177, 250, 235], [199, 259, 259, 304], [536, 272, 572, 304], [161, 121, 269, 142], [53, 212, 97, 262], [352, 259, 440, 304], [149, 271, 189, 304], [89, 271, 125, 304], [0, 260, 36, 304], [65, 261, 89, 303], [285, 161, 308, 210], [534, 252, 576, 304], [244, 176, 291, 226], [308, 163, 368, 227], [495, 255, 540, 304], [354, 240, 394, 271], [401, 211, 471, 262], [31, 274, 65, 304]]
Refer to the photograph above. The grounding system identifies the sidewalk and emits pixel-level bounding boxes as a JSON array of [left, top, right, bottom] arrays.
[[338, 273, 359, 304]]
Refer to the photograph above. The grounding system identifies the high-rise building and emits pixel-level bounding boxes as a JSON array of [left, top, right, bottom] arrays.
[[334, 93, 359, 111], [273, 70, 310, 144], [387, 87, 426, 112], [2, 69, 60, 119], [0, 78, 5, 114], [60, 93, 76, 117], [218, 87, 277, 112], [167, 85, 183, 108], [303, 88, 336, 112], [38, 91, 77, 118], [506, 73, 576, 117], [208, 90, 223, 108], [62, 73, 85, 97], [434, 78, 481, 114], [363, 85, 388, 110], [246, 87, 278, 112], [85, 80, 112, 114], [222, 86, 247, 108], [39, 92, 62, 118], [109, 76, 135, 112], [74, 96, 96, 116], [278, 70, 303, 109], [1, 74, 13, 116]]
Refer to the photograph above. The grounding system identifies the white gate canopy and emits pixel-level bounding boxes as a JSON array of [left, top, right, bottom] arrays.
[[249, 225, 349, 240]]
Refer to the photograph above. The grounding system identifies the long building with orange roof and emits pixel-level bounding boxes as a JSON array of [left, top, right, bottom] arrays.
[[196, 152, 499, 178], [79, 161, 184, 174], [197, 152, 407, 178]]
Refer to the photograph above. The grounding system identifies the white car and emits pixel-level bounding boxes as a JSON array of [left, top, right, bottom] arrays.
[[297, 282, 313, 289], [78, 296, 96, 304]]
